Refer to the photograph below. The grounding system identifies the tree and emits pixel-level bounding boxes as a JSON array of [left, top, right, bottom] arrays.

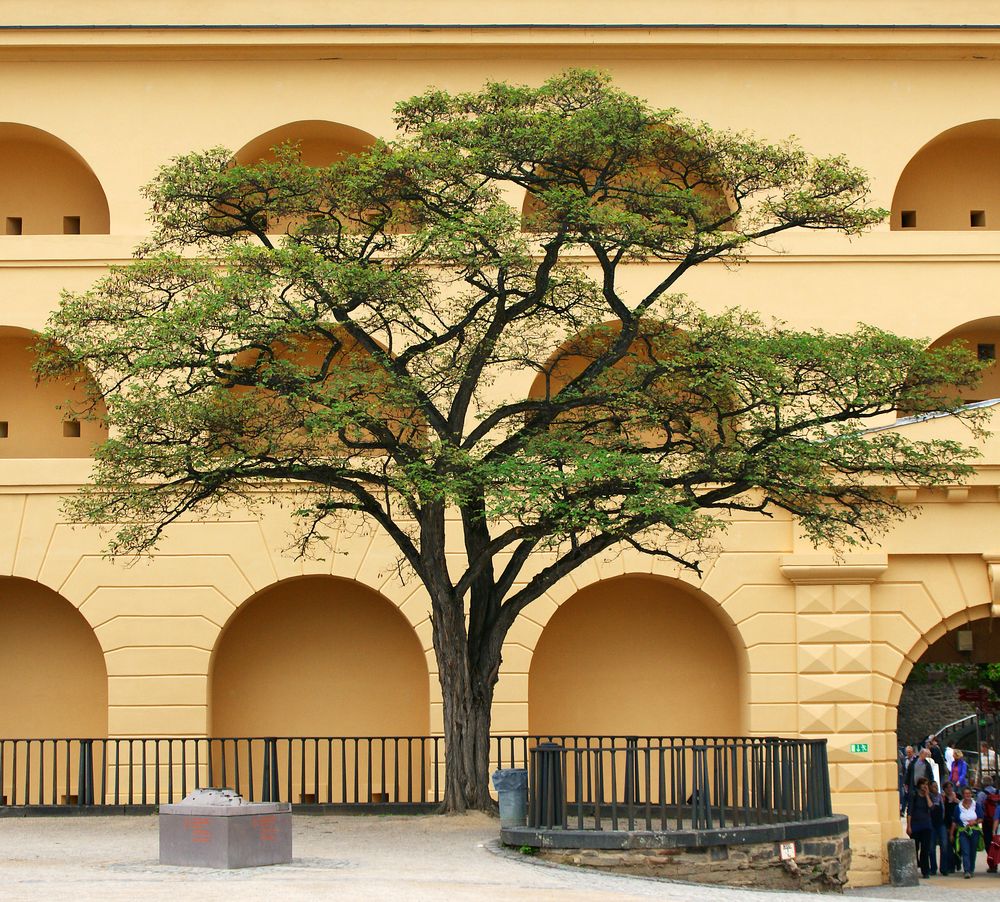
[[39, 69, 987, 811]]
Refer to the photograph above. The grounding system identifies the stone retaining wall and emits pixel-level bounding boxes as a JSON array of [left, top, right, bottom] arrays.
[[537, 831, 851, 892], [504, 816, 851, 892]]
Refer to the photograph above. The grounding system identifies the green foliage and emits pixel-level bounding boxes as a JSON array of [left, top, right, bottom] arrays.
[[38, 68, 986, 648]]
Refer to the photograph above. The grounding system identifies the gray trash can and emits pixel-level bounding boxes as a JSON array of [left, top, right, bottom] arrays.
[[159, 787, 292, 869], [492, 768, 528, 828]]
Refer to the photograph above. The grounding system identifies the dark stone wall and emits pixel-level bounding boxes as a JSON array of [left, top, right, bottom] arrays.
[[897, 673, 975, 749]]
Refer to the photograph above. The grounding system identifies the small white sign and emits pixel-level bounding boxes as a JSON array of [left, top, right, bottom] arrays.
[[779, 842, 796, 861]]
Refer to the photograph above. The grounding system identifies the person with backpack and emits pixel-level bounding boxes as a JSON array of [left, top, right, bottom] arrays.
[[977, 775, 1000, 872]]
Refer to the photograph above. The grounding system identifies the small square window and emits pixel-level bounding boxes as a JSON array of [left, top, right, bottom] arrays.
[[978, 343, 996, 362], [971, 210, 987, 228], [5, 217, 22, 235], [63, 216, 81, 235], [0, 421, 7, 438], [63, 420, 81, 438], [901, 210, 917, 229]]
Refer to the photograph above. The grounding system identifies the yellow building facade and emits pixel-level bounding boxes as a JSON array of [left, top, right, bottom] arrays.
[[4, 1, 1000, 885]]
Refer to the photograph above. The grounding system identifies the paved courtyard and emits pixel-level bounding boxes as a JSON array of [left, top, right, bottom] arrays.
[[1, 814, 998, 901]]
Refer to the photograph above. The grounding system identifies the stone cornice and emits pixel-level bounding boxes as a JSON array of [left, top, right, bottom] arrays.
[[779, 553, 888, 585]]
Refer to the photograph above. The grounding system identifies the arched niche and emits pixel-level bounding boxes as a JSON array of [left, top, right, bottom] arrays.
[[527, 321, 721, 443], [528, 575, 746, 736], [0, 327, 108, 458], [226, 327, 423, 452], [0, 124, 110, 235], [233, 120, 377, 167], [210, 575, 429, 737], [892, 120, 1000, 231], [0, 577, 108, 738], [520, 157, 734, 233], [929, 317, 1000, 404], [209, 576, 430, 803]]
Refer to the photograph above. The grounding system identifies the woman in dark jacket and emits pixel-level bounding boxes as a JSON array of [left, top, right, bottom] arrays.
[[942, 781, 960, 875], [907, 777, 937, 878]]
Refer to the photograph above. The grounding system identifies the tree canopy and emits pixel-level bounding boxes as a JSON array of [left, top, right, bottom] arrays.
[[39, 69, 987, 809]]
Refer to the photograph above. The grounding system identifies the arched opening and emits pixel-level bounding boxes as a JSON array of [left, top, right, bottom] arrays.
[[231, 120, 383, 237], [233, 120, 376, 168], [528, 575, 745, 736], [927, 317, 1000, 403], [527, 321, 723, 446], [0, 578, 107, 739], [891, 120, 1000, 231], [520, 144, 734, 233], [0, 124, 110, 234], [897, 616, 1000, 788], [0, 327, 108, 458], [224, 328, 423, 456], [210, 576, 429, 803]]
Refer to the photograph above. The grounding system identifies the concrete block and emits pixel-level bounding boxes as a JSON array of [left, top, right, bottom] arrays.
[[159, 789, 291, 869]]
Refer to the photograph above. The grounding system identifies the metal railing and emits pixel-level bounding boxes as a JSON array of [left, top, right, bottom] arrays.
[[526, 736, 832, 832], [0, 734, 831, 821]]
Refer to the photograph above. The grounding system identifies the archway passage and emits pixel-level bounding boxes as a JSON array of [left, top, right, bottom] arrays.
[[0, 577, 107, 738], [897, 619, 1000, 787], [210, 576, 429, 803], [0, 124, 110, 234], [0, 328, 108, 458], [892, 120, 1000, 231], [528, 575, 744, 737]]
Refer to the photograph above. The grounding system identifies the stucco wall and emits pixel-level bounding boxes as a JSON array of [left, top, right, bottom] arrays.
[[2, 8, 1000, 887]]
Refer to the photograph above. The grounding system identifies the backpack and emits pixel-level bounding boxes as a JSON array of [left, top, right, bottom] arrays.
[[985, 791, 1000, 823]]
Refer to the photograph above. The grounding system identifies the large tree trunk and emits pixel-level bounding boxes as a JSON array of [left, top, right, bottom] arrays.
[[432, 596, 499, 812]]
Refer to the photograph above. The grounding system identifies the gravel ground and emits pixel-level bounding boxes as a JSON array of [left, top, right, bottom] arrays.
[[1, 814, 999, 901]]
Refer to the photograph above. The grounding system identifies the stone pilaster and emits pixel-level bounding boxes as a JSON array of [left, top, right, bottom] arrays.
[[780, 553, 890, 888]]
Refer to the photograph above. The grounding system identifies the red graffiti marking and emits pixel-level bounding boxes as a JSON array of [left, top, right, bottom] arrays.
[[185, 816, 212, 844], [255, 815, 278, 842]]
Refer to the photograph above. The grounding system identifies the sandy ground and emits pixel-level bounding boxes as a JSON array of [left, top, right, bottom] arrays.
[[1, 813, 999, 901]]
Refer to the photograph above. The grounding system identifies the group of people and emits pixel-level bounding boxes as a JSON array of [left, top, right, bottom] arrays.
[[900, 737, 1000, 878]]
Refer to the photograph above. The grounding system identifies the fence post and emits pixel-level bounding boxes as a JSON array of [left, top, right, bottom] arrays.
[[530, 742, 565, 829], [261, 738, 279, 803], [77, 739, 94, 806]]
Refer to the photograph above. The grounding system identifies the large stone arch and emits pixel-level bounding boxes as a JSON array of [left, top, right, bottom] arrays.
[[0, 326, 108, 458], [528, 573, 748, 737], [891, 120, 1000, 231], [209, 574, 430, 737], [0, 576, 108, 738], [0, 123, 110, 234]]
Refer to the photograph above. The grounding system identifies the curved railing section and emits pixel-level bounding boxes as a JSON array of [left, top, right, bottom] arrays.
[[527, 736, 833, 832]]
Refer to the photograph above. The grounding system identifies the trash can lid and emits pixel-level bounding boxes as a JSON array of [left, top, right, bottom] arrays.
[[492, 768, 528, 791]]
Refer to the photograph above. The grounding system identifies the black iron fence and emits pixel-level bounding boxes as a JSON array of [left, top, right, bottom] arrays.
[[0, 734, 831, 825], [527, 736, 832, 831]]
